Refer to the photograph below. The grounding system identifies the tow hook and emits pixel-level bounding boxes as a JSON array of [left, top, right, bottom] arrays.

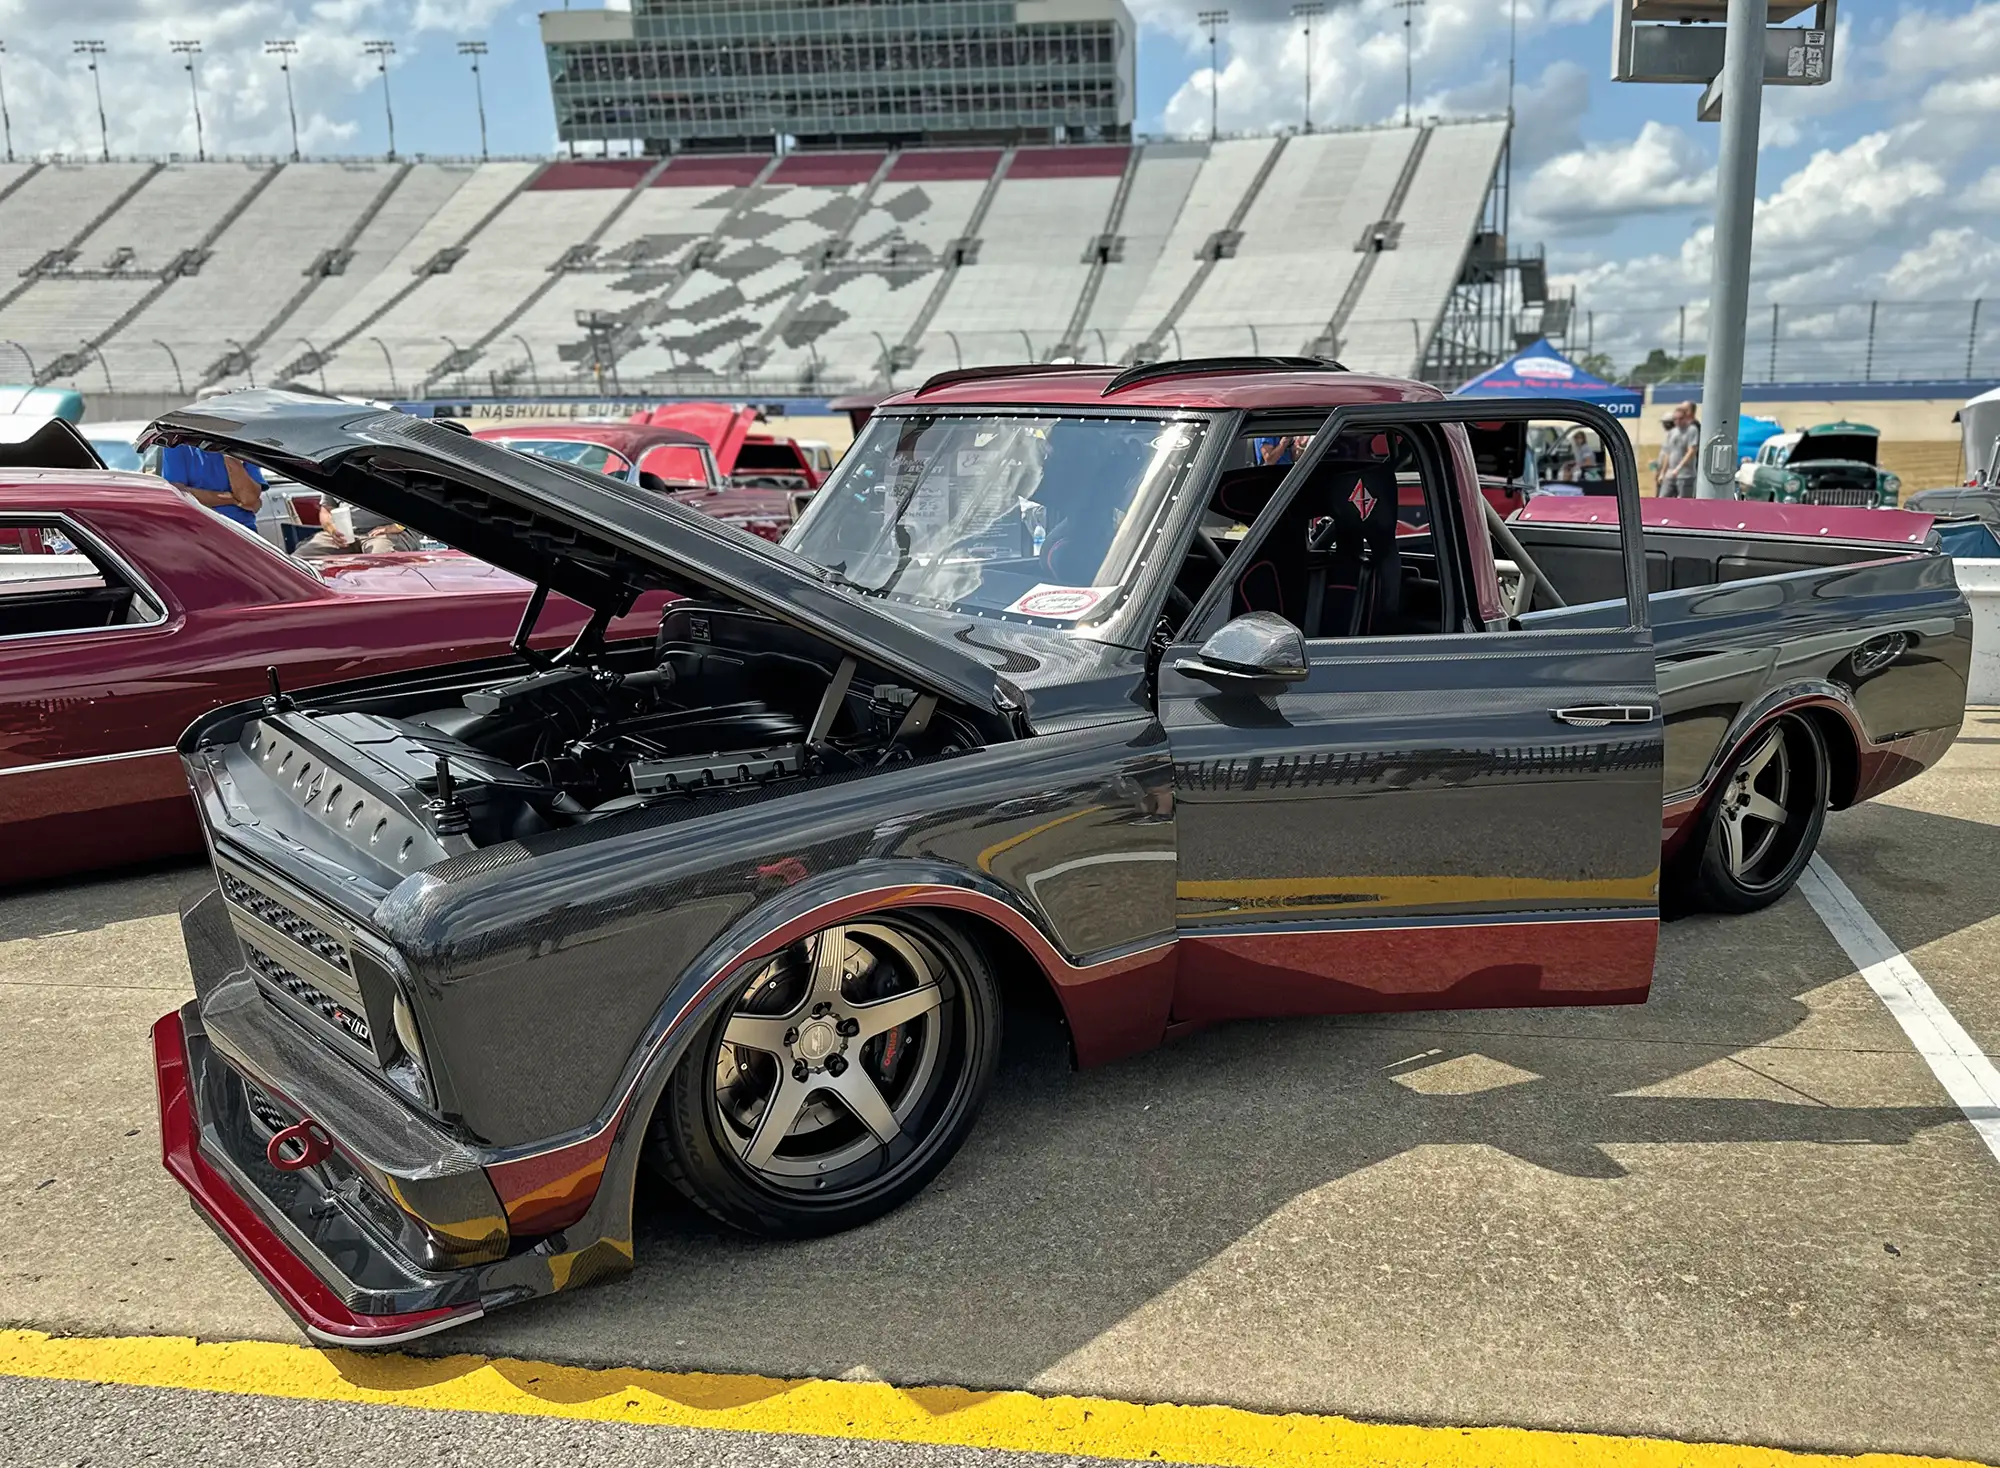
[[267, 1118, 334, 1172]]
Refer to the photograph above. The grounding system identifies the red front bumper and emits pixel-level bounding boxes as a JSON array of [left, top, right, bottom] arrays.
[[152, 1009, 478, 1346]]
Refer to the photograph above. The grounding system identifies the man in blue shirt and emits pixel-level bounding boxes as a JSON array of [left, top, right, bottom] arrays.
[[159, 443, 265, 530]]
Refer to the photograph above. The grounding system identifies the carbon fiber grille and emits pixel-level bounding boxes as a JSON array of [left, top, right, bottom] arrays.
[[242, 1080, 291, 1135], [219, 872, 353, 974], [244, 943, 373, 1049]]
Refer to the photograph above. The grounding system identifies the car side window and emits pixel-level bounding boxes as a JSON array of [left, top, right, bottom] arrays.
[[0, 515, 164, 639], [1190, 425, 1457, 642]]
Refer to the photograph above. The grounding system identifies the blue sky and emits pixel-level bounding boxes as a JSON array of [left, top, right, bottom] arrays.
[[2, 0, 1997, 368]]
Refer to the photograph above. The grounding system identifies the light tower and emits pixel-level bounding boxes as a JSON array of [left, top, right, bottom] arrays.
[[0, 41, 15, 164], [73, 40, 109, 162], [457, 41, 490, 160], [1392, 0, 1424, 127], [1196, 10, 1229, 142], [1291, 3, 1323, 133], [362, 40, 397, 160], [171, 40, 205, 161], [265, 40, 301, 162]]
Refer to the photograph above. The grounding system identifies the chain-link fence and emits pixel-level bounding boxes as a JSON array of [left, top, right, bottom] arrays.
[[1576, 299, 2000, 386]]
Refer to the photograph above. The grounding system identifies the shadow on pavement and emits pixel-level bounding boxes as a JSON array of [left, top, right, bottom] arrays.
[[0, 858, 208, 943], [444, 887, 1967, 1391]]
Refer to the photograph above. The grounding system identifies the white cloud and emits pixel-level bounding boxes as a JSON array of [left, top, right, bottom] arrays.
[[1519, 120, 1713, 232], [0, 1, 512, 158], [1882, 228, 2000, 300], [1153, 0, 1599, 137]]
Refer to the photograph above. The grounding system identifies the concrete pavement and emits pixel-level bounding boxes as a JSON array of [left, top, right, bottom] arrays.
[[1, 720, 1997, 1463]]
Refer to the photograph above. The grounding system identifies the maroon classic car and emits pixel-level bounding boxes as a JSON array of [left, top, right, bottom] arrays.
[[470, 422, 796, 540], [0, 470, 660, 885], [141, 371, 1966, 1347]]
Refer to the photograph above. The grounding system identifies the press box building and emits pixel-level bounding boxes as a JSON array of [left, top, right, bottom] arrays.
[[541, 0, 1136, 155]]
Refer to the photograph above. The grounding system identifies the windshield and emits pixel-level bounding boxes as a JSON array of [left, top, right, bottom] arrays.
[[493, 438, 632, 476], [784, 413, 1207, 626], [86, 436, 142, 472]]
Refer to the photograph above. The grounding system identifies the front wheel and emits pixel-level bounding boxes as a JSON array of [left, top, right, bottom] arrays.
[[1678, 713, 1829, 914], [646, 912, 1001, 1238]]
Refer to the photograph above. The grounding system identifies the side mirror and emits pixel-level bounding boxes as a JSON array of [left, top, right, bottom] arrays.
[[1173, 612, 1309, 695]]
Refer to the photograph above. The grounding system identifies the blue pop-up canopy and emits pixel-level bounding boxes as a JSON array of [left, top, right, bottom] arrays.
[[1453, 340, 1643, 419]]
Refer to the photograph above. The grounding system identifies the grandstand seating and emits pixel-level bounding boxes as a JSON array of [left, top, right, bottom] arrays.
[[3, 118, 1508, 397]]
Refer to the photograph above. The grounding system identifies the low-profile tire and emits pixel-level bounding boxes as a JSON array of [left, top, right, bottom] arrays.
[[646, 911, 1002, 1238], [1679, 713, 1829, 915]]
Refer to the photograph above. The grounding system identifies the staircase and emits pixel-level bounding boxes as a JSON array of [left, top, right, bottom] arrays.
[[426, 157, 675, 387], [40, 164, 280, 385], [220, 162, 414, 387], [279, 160, 552, 381], [1053, 147, 1143, 360], [0, 163, 162, 317], [1313, 123, 1433, 358], [1131, 135, 1291, 361], [895, 147, 1017, 364]]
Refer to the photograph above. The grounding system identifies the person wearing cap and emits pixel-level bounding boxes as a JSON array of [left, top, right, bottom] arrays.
[[1659, 401, 1699, 498]]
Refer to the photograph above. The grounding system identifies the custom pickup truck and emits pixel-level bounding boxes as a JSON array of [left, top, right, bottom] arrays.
[[144, 366, 1969, 1345]]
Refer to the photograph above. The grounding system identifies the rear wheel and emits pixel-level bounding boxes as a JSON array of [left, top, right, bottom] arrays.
[[647, 912, 1001, 1238], [1680, 713, 1829, 914]]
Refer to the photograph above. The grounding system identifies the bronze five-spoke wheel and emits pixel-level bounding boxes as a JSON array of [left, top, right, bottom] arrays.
[[1681, 713, 1829, 914], [648, 912, 1001, 1237]]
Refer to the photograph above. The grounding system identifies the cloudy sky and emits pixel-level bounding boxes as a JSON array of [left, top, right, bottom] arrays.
[[1, 0, 1995, 369]]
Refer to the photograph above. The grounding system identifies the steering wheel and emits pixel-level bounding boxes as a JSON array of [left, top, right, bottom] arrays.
[[1165, 584, 1194, 619], [1194, 526, 1231, 566]]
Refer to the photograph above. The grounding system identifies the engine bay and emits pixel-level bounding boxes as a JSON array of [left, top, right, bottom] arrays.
[[223, 603, 992, 870]]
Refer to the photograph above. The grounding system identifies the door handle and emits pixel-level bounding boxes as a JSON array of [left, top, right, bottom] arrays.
[[1551, 704, 1657, 727]]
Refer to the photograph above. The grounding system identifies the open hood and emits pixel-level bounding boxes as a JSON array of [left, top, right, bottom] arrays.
[[635, 403, 759, 476], [1789, 423, 1879, 467], [142, 392, 1009, 712]]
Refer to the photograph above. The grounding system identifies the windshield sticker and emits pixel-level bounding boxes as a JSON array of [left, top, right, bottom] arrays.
[[1004, 584, 1118, 621], [907, 477, 951, 531]]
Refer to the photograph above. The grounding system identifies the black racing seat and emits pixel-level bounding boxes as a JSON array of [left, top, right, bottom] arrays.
[[1313, 461, 1401, 638], [1231, 472, 1322, 626]]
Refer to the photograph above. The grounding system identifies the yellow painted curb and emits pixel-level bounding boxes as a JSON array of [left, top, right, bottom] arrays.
[[0, 1329, 1984, 1468]]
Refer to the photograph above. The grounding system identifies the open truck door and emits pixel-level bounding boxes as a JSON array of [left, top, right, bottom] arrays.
[[1157, 400, 1663, 1024]]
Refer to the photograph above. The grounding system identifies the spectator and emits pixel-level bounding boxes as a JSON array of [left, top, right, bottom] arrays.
[[1568, 428, 1600, 481], [1659, 401, 1699, 498], [159, 443, 264, 530], [293, 495, 422, 557]]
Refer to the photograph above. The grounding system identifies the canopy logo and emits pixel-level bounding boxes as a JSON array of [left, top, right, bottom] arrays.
[[1514, 356, 1576, 380]]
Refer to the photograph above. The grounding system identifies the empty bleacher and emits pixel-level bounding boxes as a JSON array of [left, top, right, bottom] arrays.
[[915, 146, 1129, 364], [8, 120, 1508, 398], [1336, 119, 1508, 376]]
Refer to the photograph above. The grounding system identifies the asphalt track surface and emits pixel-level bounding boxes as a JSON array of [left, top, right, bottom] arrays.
[[1, 710, 1997, 1467]]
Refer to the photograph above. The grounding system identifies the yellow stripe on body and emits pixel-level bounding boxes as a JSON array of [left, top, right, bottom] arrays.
[[0, 1331, 1976, 1468], [1176, 872, 1661, 914]]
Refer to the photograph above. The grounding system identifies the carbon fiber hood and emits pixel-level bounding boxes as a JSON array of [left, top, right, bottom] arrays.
[[144, 392, 1010, 712]]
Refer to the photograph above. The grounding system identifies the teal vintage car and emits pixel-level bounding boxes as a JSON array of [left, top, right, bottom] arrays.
[[1740, 421, 1900, 508]]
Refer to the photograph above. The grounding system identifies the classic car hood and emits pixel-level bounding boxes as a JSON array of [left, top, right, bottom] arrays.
[[1789, 425, 1878, 467], [143, 392, 1009, 712], [636, 404, 758, 475]]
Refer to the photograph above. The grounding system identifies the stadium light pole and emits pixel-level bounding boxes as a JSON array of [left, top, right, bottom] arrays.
[[1197, 10, 1228, 141], [363, 40, 397, 160], [73, 41, 109, 162], [457, 41, 490, 160], [265, 41, 301, 162], [1291, 3, 1322, 134], [1697, 0, 1769, 498], [1393, 0, 1424, 127], [171, 40, 205, 162], [0, 42, 15, 164]]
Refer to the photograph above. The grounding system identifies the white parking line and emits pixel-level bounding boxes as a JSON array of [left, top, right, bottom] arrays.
[[1798, 855, 2000, 1165]]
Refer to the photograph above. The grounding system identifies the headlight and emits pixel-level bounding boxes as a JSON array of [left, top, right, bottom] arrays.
[[392, 991, 426, 1070], [1884, 474, 1902, 498]]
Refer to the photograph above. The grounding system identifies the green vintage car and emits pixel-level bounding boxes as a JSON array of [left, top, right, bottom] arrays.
[[1740, 422, 1901, 508]]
